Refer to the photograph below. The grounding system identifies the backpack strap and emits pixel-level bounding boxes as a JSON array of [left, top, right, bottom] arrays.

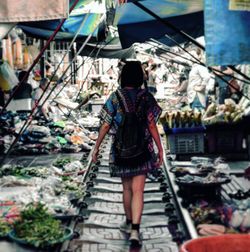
[[116, 89, 147, 113], [135, 89, 147, 106], [116, 89, 129, 113]]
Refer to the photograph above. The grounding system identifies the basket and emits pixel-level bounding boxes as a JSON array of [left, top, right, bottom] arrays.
[[8, 226, 73, 248], [175, 175, 231, 199], [167, 132, 204, 154], [180, 234, 250, 252]]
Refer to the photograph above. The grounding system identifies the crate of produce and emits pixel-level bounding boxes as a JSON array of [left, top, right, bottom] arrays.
[[167, 131, 205, 154]]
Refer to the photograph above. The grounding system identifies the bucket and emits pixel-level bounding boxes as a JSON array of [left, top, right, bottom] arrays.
[[179, 234, 250, 252]]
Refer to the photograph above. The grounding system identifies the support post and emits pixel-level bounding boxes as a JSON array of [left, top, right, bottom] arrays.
[[40, 39, 45, 78]]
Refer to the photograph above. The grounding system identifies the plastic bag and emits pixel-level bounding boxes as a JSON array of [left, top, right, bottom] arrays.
[[0, 62, 18, 91], [13, 38, 23, 69], [64, 161, 83, 172]]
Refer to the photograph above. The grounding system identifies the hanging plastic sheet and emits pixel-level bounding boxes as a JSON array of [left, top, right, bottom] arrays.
[[0, 62, 18, 91], [204, 0, 250, 66], [0, 23, 16, 40]]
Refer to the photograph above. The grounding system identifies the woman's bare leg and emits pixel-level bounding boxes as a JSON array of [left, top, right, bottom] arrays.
[[131, 174, 146, 224], [121, 177, 132, 220]]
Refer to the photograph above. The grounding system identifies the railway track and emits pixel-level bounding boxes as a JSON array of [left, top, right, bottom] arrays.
[[63, 136, 190, 252]]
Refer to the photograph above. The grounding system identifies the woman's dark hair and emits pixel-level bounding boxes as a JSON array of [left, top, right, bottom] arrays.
[[120, 61, 144, 88]]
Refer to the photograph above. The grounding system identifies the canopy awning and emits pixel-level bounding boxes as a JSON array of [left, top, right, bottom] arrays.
[[19, 13, 106, 41], [115, 0, 204, 48], [76, 40, 137, 59], [17, 0, 107, 41]]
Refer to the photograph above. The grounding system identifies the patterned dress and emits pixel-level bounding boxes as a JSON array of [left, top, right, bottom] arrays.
[[99, 88, 162, 177]]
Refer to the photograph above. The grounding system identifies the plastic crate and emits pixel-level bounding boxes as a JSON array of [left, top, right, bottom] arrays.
[[167, 132, 204, 154], [206, 130, 244, 153], [89, 99, 105, 114]]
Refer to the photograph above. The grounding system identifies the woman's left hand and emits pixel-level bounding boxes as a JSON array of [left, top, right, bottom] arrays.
[[155, 149, 163, 168], [91, 148, 99, 163]]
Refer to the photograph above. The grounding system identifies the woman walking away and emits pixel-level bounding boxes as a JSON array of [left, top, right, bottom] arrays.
[[92, 61, 163, 247]]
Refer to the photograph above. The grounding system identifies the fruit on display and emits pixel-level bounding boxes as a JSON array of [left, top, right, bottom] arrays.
[[160, 110, 202, 129]]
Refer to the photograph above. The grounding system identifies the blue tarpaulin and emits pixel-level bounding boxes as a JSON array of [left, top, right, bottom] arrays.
[[204, 0, 250, 66], [115, 0, 204, 48]]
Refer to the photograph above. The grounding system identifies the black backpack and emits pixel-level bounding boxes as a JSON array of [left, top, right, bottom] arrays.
[[114, 90, 151, 166]]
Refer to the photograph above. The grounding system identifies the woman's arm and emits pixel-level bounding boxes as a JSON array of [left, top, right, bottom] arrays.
[[91, 122, 110, 162], [148, 119, 163, 167]]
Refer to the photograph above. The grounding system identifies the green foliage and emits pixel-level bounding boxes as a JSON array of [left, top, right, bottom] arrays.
[[53, 157, 72, 168], [0, 220, 11, 237], [13, 203, 65, 248]]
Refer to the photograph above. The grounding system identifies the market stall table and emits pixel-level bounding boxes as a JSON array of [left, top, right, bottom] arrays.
[[164, 157, 250, 239]]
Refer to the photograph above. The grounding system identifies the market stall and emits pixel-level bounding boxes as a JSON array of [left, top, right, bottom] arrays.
[[0, 0, 250, 251], [160, 96, 250, 161], [164, 156, 250, 240], [0, 150, 91, 250]]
